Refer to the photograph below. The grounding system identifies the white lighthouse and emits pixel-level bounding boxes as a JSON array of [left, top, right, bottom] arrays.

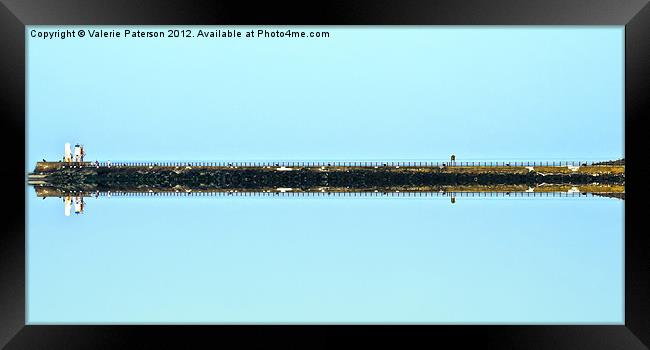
[[64, 143, 72, 162], [65, 143, 86, 162], [73, 144, 84, 162]]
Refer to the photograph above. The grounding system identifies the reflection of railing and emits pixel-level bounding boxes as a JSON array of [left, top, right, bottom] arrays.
[[60, 191, 600, 198], [47, 190, 621, 216]]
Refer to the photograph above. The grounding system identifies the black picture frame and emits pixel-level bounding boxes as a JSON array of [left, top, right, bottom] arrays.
[[3, 0, 648, 348]]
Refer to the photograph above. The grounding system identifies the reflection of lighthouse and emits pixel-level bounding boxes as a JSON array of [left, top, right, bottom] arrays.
[[64, 196, 72, 216], [64, 195, 84, 216], [74, 196, 85, 214]]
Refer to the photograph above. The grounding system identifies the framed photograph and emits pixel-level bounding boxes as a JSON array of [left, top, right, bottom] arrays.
[[3, 0, 648, 348]]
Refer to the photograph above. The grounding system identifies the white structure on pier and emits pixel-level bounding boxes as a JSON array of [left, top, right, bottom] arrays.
[[64, 143, 72, 162], [64, 142, 85, 162], [73, 144, 85, 162]]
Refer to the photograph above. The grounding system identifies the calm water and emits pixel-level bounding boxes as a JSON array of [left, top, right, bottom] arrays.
[[27, 193, 623, 323]]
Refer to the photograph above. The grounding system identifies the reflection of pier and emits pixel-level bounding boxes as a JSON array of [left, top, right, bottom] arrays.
[[35, 187, 612, 199], [35, 187, 619, 216]]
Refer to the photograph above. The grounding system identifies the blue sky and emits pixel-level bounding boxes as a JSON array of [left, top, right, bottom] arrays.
[[26, 26, 624, 323], [27, 26, 623, 166]]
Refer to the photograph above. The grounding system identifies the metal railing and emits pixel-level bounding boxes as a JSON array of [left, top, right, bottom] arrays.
[[66, 160, 599, 168]]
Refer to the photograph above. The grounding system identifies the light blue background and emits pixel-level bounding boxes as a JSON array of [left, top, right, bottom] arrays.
[[26, 26, 624, 323], [27, 196, 623, 324], [27, 26, 623, 165]]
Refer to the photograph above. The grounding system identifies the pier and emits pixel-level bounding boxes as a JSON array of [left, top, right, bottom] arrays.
[[28, 160, 625, 198]]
